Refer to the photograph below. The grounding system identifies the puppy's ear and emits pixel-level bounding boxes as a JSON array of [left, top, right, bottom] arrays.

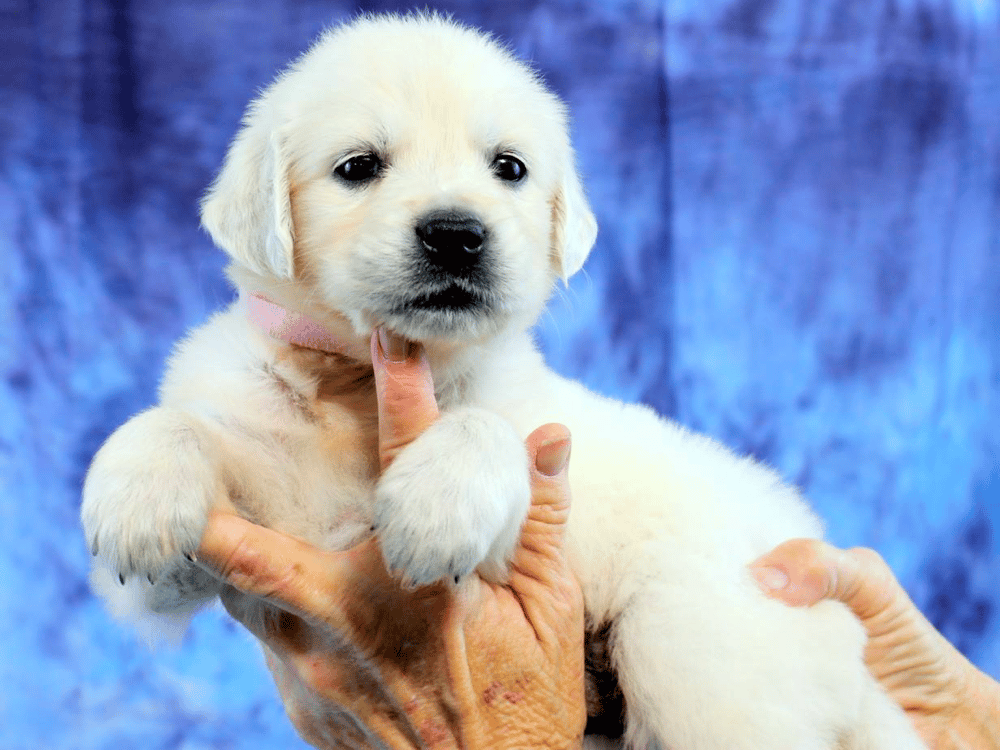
[[200, 113, 294, 279], [551, 162, 598, 282]]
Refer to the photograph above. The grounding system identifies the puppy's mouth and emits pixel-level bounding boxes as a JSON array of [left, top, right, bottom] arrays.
[[374, 275, 505, 341], [394, 284, 484, 314]]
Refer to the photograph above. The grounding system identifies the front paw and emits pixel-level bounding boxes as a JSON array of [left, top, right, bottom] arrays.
[[374, 407, 530, 587], [81, 408, 224, 585]]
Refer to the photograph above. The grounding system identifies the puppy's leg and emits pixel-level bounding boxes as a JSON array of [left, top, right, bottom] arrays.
[[374, 406, 530, 586], [850, 683, 932, 750], [82, 406, 228, 613], [610, 546, 928, 750]]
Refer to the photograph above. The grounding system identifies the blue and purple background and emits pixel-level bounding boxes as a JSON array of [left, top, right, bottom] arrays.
[[2, 1, 998, 747]]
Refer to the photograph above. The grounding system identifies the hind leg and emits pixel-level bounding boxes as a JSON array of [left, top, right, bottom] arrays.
[[610, 548, 925, 749], [849, 682, 929, 750]]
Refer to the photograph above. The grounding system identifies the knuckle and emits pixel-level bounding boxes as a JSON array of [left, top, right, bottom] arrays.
[[218, 532, 330, 615], [217, 528, 265, 587], [845, 546, 895, 594], [847, 545, 887, 572]]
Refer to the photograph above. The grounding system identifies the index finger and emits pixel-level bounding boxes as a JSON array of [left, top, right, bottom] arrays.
[[371, 327, 440, 469], [749, 539, 898, 621], [195, 511, 386, 628]]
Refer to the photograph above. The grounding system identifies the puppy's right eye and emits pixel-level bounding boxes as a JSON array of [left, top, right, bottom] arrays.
[[333, 153, 382, 183]]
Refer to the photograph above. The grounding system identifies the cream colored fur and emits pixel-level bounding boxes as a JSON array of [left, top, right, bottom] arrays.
[[82, 13, 927, 749]]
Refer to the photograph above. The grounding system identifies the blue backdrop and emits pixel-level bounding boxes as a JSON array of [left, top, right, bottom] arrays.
[[2, 1, 998, 747]]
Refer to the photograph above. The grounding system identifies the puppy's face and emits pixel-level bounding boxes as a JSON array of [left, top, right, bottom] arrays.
[[202, 15, 597, 345]]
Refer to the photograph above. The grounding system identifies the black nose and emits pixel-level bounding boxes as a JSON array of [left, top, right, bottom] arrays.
[[415, 212, 487, 271]]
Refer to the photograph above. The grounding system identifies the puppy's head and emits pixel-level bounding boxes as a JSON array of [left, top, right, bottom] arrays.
[[202, 13, 596, 344]]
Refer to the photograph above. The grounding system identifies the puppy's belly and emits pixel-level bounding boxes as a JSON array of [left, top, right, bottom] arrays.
[[498, 373, 822, 625]]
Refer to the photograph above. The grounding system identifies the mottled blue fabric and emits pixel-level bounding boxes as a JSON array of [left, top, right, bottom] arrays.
[[2, 0, 998, 747]]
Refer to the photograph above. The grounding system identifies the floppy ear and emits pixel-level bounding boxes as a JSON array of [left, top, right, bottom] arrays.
[[200, 112, 295, 279], [551, 160, 598, 282]]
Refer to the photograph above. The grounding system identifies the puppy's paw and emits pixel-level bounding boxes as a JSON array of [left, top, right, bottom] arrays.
[[374, 407, 530, 587], [81, 407, 224, 592]]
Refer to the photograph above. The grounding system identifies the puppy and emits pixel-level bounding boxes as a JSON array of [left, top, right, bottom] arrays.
[[82, 13, 928, 749]]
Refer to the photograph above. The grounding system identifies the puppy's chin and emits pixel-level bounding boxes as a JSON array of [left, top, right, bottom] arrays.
[[373, 292, 508, 344]]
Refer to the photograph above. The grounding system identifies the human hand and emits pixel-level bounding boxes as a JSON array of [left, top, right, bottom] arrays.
[[195, 328, 586, 750], [750, 539, 1000, 750]]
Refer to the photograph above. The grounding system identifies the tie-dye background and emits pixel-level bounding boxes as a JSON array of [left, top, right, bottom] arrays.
[[3, 0, 998, 747]]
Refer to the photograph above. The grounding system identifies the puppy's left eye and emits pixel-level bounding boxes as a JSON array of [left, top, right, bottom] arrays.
[[333, 153, 382, 184], [491, 154, 527, 183]]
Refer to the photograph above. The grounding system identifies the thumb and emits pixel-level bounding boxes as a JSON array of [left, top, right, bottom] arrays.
[[750, 538, 898, 622], [506, 423, 582, 647], [370, 327, 440, 469], [510, 423, 573, 587]]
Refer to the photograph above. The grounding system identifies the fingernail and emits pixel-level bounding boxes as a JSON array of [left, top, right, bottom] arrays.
[[751, 565, 789, 593], [377, 327, 411, 363], [535, 436, 571, 477]]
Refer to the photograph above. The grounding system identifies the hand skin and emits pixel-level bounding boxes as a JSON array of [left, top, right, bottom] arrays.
[[751, 540, 1000, 750], [195, 328, 587, 750]]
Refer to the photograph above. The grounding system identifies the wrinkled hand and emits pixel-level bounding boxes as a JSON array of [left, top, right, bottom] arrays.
[[195, 329, 586, 750], [751, 540, 1000, 750]]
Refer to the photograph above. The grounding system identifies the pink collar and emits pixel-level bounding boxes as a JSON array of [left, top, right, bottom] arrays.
[[243, 292, 348, 354]]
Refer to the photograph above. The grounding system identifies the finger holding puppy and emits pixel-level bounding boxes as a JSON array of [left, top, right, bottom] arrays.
[[371, 326, 439, 469]]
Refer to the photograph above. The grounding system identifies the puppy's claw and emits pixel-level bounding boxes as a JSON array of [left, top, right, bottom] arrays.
[[91, 540, 99, 557], [184, 552, 196, 563], [118, 573, 126, 585], [147, 573, 155, 585]]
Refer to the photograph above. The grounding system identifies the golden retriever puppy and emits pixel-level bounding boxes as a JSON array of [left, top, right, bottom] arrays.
[[82, 13, 927, 749]]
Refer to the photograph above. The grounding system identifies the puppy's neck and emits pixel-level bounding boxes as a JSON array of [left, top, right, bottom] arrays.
[[238, 288, 490, 409], [244, 292, 349, 355], [230, 266, 526, 410]]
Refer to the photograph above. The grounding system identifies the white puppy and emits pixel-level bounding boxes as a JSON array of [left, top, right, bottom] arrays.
[[82, 13, 927, 750]]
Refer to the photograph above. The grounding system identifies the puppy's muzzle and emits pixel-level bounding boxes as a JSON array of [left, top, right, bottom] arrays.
[[387, 209, 498, 328], [415, 211, 487, 277]]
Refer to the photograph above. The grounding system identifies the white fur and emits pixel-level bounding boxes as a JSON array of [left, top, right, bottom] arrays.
[[82, 13, 927, 749], [376, 406, 530, 586]]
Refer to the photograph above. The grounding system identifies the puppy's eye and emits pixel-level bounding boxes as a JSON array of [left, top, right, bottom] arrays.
[[491, 154, 527, 183], [334, 153, 382, 183]]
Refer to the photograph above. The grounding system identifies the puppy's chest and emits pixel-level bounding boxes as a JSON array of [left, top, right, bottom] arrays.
[[243, 351, 381, 544], [268, 350, 378, 430]]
